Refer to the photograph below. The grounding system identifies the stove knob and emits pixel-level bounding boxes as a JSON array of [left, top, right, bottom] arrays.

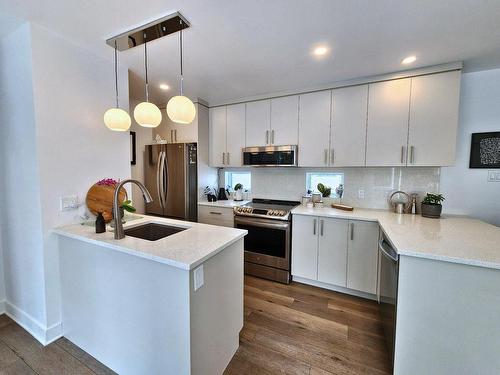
[[279, 210, 285, 216], [270, 210, 276, 216]]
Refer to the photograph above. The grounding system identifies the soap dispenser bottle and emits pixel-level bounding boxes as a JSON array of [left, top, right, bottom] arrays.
[[95, 212, 106, 233]]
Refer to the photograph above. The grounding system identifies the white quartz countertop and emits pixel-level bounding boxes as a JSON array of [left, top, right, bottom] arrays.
[[54, 215, 247, 270], [198, 200, 250, 208], [292, 206, 500, 270]]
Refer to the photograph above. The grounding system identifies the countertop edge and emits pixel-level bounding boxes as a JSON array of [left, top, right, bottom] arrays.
[[53, 228, 247, 271]]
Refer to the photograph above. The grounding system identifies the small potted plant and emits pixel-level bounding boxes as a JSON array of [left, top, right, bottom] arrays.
[[234, 183, 244, 201], [421, 193, 445, 218]]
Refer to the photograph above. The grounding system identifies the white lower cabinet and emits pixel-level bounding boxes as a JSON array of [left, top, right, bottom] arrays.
[[292, 215, 379, 296], [317, 218, 348, 286], [291, 215, 319, 280], [346, 220, 379, 294], [198, 205, 235, 227]]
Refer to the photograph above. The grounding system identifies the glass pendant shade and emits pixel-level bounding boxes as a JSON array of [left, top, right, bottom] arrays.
[[133, 101, 162, 128], [104, 108, 132, 131], [167, 95, 196, 124]]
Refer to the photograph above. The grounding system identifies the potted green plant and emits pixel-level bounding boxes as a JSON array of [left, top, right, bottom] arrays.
[[234, 183, 244, 201], [421, 193, 445, 218]]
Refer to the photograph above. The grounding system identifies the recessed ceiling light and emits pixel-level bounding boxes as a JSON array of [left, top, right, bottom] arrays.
[[159, 84, 170, 90], [401, 55, 417, 65], [313, 46, 329, 56]]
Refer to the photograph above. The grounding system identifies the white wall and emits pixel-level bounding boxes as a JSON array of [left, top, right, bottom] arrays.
[[29, 23, 131, 331], [0, 21, 132, 343], [0, 23, 48, 329], [441, 69, 500, 226], [129, 98, 153, 214]]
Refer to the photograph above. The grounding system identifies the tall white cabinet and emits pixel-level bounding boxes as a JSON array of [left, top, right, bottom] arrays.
[[407, 70, 461, 166], [366, 78, 411, 166], [245, 100, 271, 146], [209, 104, 245, 167], [298, 91, 332, 167], [331, 85, 369, 167], [270, 96, 299, 145]]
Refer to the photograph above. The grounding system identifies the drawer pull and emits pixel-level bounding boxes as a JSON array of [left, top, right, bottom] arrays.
[[209, 211, 222, 215]]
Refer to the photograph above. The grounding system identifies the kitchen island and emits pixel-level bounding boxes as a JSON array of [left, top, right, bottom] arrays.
[[54, 215, 247, 375], [292, 206, 500, 374]]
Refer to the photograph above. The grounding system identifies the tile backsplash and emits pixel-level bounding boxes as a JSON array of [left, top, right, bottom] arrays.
[[246, 167, 440, 210]]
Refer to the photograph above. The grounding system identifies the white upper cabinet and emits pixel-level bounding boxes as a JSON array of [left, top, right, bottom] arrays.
[[298, 91, 332, 167], [317, 218, 349, 287], [366, 78, 411, 166], [331, 85, 368, 167], [245, 100, 271, 146], [407, 71, 461, 166], [226, 104, 246, 167], [209, 106, 226, 167], [270, 96, 299, 145], [346, 220, 379, 294]]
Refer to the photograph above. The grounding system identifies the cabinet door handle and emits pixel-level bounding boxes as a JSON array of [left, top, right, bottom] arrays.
[[324, 149, 328, 165], [271, 130, 275, 144], [313, 219, 317, 235], [320, 219, 324, 236], [410, 146, 415, 164], [350, 222, 354, 241], [401, 146, 406, 164], [170, 130, 174, 143], [174, 129, 178, 143], [266, 130, 269, 144], [222, 152, 226, 165], [227, 152, 230, 165], [331, 149, 334, 165], [209, 211, 222, 215]]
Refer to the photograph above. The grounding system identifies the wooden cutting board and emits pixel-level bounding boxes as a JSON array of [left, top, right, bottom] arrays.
[[86, 183, 127, 223]]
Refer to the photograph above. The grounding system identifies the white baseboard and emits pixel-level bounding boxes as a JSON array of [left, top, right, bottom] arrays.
[[292, 276, 378, 301], [2, 301, 62, 346]]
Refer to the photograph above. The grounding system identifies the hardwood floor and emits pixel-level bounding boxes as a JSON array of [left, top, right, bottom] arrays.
[[225, 276, 392, 375], [0, 315, 115, 374], [0, 276, 390, 375]]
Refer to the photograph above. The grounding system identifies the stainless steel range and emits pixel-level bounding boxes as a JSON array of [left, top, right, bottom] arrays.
[[234, 199, 300, 284]]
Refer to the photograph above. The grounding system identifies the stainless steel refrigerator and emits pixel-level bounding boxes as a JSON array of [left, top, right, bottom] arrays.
[[144, 143, 197, 221]]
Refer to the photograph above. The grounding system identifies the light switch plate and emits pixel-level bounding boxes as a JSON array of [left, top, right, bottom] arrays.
[[193, 265, 204, 291], [60, 195, 79, 211], [488, 170, 500, 182], [358, 189, 365, 199]]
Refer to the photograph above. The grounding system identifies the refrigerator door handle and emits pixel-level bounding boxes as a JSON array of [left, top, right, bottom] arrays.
[[163, 151, 169, 209], [156, 151, 164, 209]]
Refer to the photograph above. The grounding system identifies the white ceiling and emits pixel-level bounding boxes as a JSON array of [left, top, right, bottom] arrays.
[[2, 0, 500, 105]]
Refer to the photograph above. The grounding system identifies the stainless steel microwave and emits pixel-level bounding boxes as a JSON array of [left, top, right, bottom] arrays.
[[242, 145, 298, 167]]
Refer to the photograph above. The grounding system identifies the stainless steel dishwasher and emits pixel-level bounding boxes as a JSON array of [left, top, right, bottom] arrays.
[[378, 233, 399, 368]]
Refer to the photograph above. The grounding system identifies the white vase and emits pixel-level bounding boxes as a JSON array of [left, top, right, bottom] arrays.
[[235, 190, 243, 201]]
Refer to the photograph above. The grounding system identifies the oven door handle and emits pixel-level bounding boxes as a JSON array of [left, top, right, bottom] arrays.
[[234, 216, 290, 230]]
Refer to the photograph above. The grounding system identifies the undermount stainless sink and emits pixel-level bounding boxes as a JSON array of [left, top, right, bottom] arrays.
[[124, 223, 187, 241]]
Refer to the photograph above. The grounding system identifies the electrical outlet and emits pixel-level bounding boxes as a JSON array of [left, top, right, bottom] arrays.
[[358, 189, 365, 199], [193, 265, 204, 291], [488, 170, 500, 182], [60, 195, 79, 211]]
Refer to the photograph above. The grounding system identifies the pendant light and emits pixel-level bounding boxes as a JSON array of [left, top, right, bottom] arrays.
[[134, 34, 162, 128], [167, 20, 196, 125], [104, 41, 132, 131]]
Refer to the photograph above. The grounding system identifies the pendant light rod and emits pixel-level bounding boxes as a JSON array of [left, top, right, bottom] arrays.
[[114, 40, 119, 108], [144, 33, 149, 102], [180, 20, 184, 95]]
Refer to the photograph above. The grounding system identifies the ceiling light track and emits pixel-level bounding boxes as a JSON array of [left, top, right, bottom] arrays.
[[106, 12, 190, 52]]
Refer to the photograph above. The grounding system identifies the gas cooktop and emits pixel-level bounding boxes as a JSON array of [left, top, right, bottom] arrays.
[[233, 199, 301, 221]]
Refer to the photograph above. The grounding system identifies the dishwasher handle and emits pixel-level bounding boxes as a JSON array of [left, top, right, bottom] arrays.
[[379, 238, 398, 263]]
